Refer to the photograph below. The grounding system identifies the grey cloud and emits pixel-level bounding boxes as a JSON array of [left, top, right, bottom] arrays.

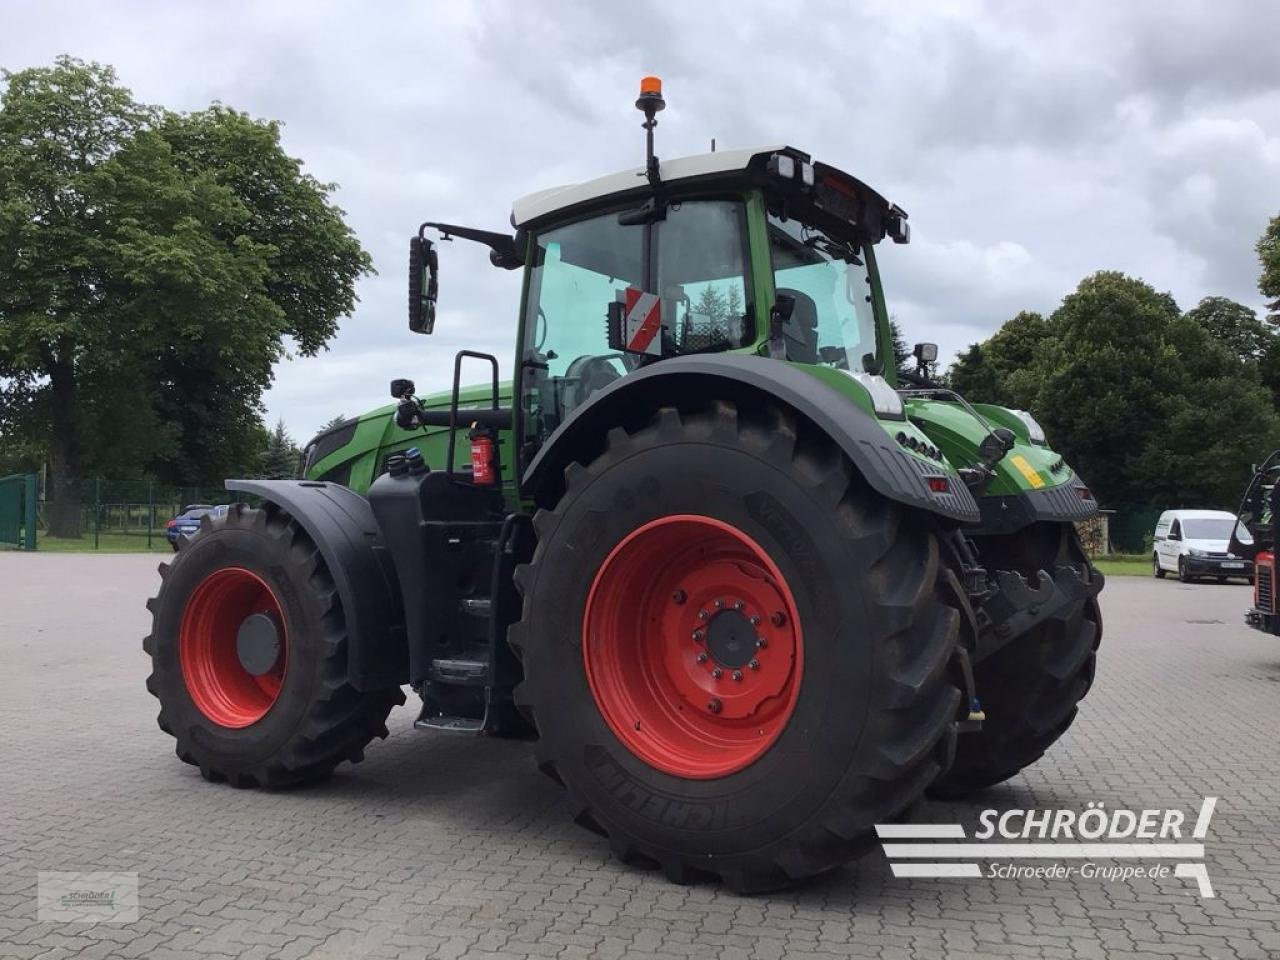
[[4, 0, 1277, 437]]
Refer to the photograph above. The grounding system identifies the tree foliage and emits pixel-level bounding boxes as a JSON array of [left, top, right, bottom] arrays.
[[0, 57, 372, 533], [946, 272, 1280, 510], [259, 418, 301, 479], [1260, 213, 1280, 323]]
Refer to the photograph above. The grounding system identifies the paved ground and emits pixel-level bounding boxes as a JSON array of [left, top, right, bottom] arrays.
[[2, 553, 1279, 960]]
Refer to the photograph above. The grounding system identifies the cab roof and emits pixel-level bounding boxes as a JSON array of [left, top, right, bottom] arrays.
[[511, 145, 785, 227]]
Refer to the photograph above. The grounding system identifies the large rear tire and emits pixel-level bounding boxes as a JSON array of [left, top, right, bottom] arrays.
[[144, 503, 404, 787], [930, 522, 1101, 798], [510, 402, 966, 891]]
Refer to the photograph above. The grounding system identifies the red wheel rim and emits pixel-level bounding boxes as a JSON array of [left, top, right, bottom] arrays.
[[583, 515, 803, 778], [179, 567, 287, 728]]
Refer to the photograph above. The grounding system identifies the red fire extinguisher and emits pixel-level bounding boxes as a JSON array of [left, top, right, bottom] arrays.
[[468, 422, 497, 486]]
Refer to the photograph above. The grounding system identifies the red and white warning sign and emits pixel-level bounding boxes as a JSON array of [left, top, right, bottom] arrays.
[[622, 287, 662, 356]]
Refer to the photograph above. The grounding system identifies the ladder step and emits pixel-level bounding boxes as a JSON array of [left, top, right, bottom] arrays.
[[428, 658, 489, 685], [414, 714, 486, 734], [459, 598, 492, 617]]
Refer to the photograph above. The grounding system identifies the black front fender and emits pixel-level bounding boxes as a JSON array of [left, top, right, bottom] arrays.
[[225, 479, 407, 691], [522, 354, 979, 523]]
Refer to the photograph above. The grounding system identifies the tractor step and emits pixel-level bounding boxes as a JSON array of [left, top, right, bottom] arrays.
[[414, 712, 487, 734], [428, 657, 489, 686]]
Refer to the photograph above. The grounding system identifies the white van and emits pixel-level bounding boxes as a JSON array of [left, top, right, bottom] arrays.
[[1152, 509, 1252, 583]]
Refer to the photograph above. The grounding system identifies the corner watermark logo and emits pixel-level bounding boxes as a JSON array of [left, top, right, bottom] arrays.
[[877, 797, 1217, 898], [38, 872, 139, 923]]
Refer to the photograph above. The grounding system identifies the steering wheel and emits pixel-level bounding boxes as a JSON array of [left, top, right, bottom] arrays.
[[564, 355, 622, 407]]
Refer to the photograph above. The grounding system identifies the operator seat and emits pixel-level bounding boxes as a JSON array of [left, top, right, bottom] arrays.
[[776, 288, 820, 363]]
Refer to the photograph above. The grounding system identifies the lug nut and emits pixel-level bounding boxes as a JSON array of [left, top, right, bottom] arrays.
[[714, 598, 725, 609], [771, 611, 787, 627], [756, 636, 768, 649], [732, 670, 743, 682], [749, 659, 760, 670], [712, 668, 723, 679], [698, 609, 709, 621], [708, 699, 722, 714], [672, 589, 687, 605], [734, 599, 745, 610], [696, 652, 708, 664], [750, 615, 761, 626], [692, 629, 704, 642]]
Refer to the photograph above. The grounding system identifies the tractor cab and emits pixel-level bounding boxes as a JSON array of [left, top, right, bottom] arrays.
[[401, 78, 913, 487]]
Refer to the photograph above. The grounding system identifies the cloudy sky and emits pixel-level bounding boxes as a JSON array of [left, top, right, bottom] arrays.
[[5, 0, 1279, 440]]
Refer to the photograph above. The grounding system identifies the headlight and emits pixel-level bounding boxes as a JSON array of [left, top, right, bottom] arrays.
[[847, 372, 905, 419], [1187, 548, 1206, 558], [1009, 409, 1047, 444]]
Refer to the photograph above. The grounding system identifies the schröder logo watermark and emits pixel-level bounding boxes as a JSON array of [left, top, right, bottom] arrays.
[[876, 797, 1217, 898], [38, 872, 138, 923]]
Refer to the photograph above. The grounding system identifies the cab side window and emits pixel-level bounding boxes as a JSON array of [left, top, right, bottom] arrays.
[[520, 200, 752, 455], [1169, 519, 1182, 540]]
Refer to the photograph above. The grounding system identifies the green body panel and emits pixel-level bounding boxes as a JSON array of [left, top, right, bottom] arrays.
[[307, 382, 518, 497], [904, 398, 1072, 497]]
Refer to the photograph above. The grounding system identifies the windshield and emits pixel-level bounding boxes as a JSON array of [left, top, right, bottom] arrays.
[[767, 212, 878, 371], [1182, 518, 1239, 540]]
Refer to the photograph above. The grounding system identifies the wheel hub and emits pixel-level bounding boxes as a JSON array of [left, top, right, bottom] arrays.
[[705, 608, 754, 668], [236, 612, 282, 676]]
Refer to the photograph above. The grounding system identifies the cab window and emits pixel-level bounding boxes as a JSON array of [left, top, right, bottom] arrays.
[[1169, 519, 1182, 540], [520, 199, 751, 451], [767, 211, 878, 370]]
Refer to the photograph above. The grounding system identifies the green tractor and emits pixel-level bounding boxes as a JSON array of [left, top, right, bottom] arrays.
[[145, 80, 1103, 891]]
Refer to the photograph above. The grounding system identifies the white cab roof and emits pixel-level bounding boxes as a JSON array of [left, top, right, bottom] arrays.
[[511, 145, 787, 227]]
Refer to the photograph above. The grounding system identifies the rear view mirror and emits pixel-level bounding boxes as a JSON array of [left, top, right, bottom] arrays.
[[409, 236, 438, 334]]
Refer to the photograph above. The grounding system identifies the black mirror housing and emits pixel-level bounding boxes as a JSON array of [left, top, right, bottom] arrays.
[[390, 378, 415, 399], [409, 236, 438, 334]]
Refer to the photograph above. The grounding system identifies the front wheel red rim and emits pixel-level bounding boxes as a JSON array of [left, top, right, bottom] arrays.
[[179, 567, 288, 728], [583, 515, 803, 779]]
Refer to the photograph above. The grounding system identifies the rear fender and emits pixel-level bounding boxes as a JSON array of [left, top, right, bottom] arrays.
[[225, 479, 408, 691], [521, 354, 979, 523]]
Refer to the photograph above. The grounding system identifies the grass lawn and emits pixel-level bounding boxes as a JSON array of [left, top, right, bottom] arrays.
[[37, 531, 174, 553], [1093, 554, 1151, 576]]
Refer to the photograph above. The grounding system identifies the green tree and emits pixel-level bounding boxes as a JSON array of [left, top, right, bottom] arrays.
[[1259, 213, 1280, 323], [260, 419, 301, 479], [948, 310, 1050, 408], [888, 318, 912, 381], [318, 415, 348, 432], [0, 57, 372, 534], [1184, 296, 1272, 363], [949, 271, 1280, 511]]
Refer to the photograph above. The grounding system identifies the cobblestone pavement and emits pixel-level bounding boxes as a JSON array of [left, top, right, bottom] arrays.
[[2, 553, 1279, 960]]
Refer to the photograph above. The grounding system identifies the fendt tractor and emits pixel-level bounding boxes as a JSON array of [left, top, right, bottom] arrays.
[[1232, 451, 1280, 636], [145, 80, 1104, 891]]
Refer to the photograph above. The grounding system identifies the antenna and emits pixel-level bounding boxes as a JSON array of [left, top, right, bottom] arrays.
[[635, 76, 665, 187]]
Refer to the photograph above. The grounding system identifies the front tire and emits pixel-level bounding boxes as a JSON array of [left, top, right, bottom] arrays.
[[1152, 554, 1165, 578], [144, 503, 403, 787], [511, 402, 965, 890], [930, 522, 1101, 798], [1178, 558, 1192, 583]]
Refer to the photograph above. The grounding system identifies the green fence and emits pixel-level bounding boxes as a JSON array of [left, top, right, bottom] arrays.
[[37, 480, 257, 551], [0, 473, 38, 550]]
